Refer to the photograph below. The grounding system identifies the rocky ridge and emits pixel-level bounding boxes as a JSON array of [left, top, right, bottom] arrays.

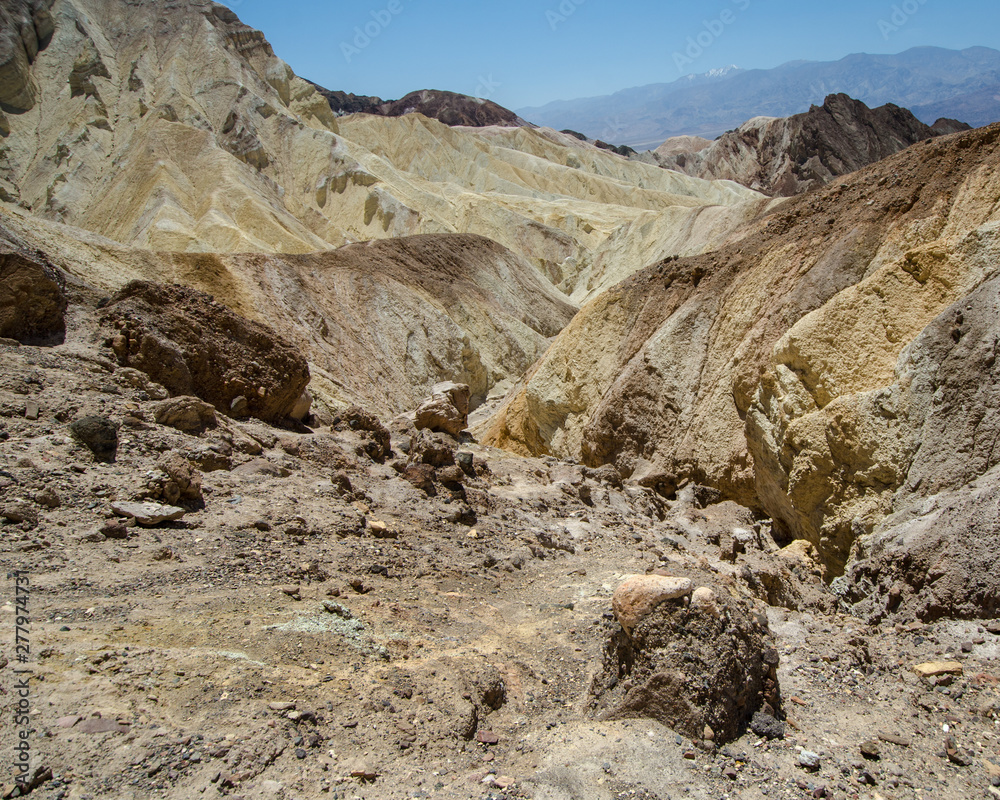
[[484, 121, 1000, 609], [0, 0, 762, 302], [648, 94, 971, 196]]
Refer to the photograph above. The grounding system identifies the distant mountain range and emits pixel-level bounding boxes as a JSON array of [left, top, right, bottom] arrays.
[[517, 46, 1000, 149]]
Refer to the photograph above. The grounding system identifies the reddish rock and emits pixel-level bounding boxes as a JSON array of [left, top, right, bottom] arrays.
[[100, 281, 309, 423]]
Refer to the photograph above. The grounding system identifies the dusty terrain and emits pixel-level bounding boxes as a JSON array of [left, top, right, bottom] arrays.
[[1, 311, 999, 800], [1, 2, 999, 800]]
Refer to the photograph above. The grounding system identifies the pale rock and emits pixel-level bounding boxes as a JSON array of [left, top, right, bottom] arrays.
[[912, 662, 963, 679], [110, 501, 185, 526], [612, 575, 693, 634], [690, 586, 721, 617]]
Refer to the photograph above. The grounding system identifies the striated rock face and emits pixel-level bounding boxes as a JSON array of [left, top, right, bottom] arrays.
[[485, 123, 1000, 585], [0, 0, 53, 114], [100, 281, 310, 424], [0, 247, 66, 343], [0, 0, 760, 300], [652, 94, 971, 196]]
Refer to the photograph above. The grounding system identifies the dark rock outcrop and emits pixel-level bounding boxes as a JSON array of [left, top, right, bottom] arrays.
[[310, 84, 526, 128], [653, 94, 971, 196], [100, 281, 309, 424], [0, 248, 66, 344]]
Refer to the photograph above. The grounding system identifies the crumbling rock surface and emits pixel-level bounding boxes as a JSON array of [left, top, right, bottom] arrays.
[[100, 281, 309, 424], [0, 248, 66, 344], [0, 0, 53, 113], [592, 574, 780, 744], [486, 121, 1000, 579]]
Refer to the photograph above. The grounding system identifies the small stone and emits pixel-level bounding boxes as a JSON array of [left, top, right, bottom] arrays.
[[457, 450, 474, 474], [295, 748, 307, 759], [368, 519, 396, 538], [722, 766, 738, 780], [703, 725, 715, 742], [612, 574, 694, 633], [279, 585, 301, 600], [798, 750, 821, 771], [348, 759, 377, 781], [69, 416, 119, 462], [110, 501, 184, 526], [268, 702, 296, 712], [100, 520, 129, 539], [913, 661, 963, 678], [691, 586, 720, 617], [476, 730, 500, 745], [877, 732, 911, 747], [56, 715, 82, 728], [960, 641, 974, 653], [322, 601, 352, 619], [34, 488, 60, 508], [24, 399, 39, 420], [860, 740, 881, 760], [750, 711, 785, 740]]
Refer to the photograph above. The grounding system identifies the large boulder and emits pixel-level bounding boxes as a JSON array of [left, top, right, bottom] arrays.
[[0, 249, 66, 344], [415, 381, 470, 439], [100, 281, 309, 424], [591, 574, 780, 744]]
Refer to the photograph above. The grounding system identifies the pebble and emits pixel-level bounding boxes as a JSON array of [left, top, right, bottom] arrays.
[[912, 661, 963, 678], [798, 751, 821, 771], [860, 740, 881, 760], [877, 732, 911, 747], [476, 730, 500, 745], [279, 585, 301, 599], [110, 501, 184, 526], [25, 400, 40, 420]]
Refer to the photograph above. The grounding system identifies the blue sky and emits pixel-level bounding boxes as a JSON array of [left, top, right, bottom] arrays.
[[220, 0, 1000, 109]]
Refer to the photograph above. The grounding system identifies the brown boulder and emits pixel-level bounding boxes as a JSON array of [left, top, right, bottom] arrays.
[[592, 577, 779, 744], [150, 396, 217, 434], [332, 406, 391, 463], [0, 249, 66, 344], [100, 281, 309, 423], [415, 381, 470, 438]]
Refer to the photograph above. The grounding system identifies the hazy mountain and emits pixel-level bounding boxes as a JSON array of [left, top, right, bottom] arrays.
[[517, 46, 1000, 148]]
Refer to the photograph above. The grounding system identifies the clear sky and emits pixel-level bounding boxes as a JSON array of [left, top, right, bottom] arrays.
[[219, 0, 1000, 109]]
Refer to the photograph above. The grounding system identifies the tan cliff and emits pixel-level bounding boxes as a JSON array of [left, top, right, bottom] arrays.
[[484, 123, 1000, 581]]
